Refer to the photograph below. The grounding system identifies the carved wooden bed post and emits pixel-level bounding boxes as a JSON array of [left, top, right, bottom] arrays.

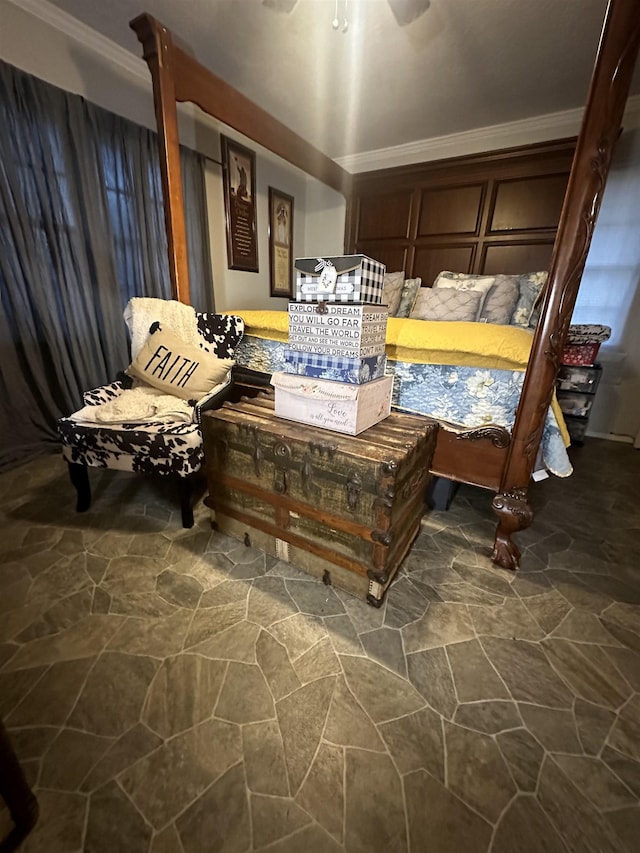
[[131, 13, 352, 304], [131, 14, 191, 304], [492, 0, 640, 569]]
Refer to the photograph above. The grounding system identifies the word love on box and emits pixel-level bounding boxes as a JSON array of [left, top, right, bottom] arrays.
[[272, 373, 393, 435]]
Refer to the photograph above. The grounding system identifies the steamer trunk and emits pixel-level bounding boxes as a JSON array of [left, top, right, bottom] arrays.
[[202, 395, 437, 606]]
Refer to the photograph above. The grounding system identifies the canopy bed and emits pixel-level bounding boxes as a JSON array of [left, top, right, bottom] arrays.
[[130, 0, 640, 570]]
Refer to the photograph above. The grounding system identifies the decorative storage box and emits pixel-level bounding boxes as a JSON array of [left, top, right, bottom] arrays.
[[201, 395, 438, 606], [283, 349, 387, 385], [288, 302, 388, 358], [557, 392, 594, 418], [555, 363, 602, 447], [272, 372, 393, 435], [294, 255, 386, 303], [562, 324, 611, 366], [556, 365, 602, 393], [561, 342, 601, 366], [563, 415, 589, 444]]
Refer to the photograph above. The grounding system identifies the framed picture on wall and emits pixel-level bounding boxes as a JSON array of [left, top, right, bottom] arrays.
[[268, 187, 294, 297], [221, 135, 258, 272]]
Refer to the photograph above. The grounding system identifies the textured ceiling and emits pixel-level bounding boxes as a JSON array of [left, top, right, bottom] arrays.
[[41, 0, 638, 159]]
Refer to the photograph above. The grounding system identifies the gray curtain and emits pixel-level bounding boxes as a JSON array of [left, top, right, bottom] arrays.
[[0, 61, 214, 470]]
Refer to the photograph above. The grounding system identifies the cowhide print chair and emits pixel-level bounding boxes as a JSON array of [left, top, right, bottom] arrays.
[[57, 308, 244, 528]]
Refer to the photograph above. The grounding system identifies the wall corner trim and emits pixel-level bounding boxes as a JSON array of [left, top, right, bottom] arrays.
[[336, 95, 640, 174]]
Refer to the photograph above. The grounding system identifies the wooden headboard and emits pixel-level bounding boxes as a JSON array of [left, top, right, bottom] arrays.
[[345, 138, 576, 285]]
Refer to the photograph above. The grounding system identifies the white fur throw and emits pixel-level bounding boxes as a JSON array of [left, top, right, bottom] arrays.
[[70, 387, 194, 425], [123, 298, 199, 359]]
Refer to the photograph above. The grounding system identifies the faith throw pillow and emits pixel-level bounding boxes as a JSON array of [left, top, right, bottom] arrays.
[[128, 326, 234, 401]]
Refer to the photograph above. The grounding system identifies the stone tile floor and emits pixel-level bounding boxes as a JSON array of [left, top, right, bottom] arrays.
[[0, 439, 639, 852]]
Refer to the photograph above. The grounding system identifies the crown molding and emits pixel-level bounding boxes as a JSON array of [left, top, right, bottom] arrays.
[[10, 0, 640, 175], [336, 94, 640, 173], [8, 0, 149, 83]]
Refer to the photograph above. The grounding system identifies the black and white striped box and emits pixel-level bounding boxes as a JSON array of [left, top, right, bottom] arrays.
[[294, 255, 386, 304]]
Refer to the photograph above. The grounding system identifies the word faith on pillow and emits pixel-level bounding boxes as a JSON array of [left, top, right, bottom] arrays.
[[143, 344, 200, 389]]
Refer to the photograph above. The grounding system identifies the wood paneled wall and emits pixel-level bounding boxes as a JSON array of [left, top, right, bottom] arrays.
[[345, 139, 576, 285]]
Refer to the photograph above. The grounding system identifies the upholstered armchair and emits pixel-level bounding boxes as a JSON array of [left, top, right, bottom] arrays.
[[57, 300, 245, 528]]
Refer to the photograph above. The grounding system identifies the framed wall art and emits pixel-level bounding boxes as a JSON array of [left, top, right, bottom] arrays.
[[268, 187, 294, 297], [221, 135, 258, 271]]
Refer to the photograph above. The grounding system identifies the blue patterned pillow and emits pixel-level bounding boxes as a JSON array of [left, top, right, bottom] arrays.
[[397, 277, 422, 318], [511, 273, 548, 327]]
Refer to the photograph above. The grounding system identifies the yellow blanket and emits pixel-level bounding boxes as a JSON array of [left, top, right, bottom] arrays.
[[232, 310, 568, 444], [233, 310, 535, 369]]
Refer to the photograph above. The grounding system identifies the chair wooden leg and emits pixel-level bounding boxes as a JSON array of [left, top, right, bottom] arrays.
[[179, 474, 196, 528], [66, 462, 91, 513], [178, 473, 207, 528]]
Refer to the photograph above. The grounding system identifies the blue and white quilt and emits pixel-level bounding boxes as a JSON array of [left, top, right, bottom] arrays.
[[234, 335, 572, 478]]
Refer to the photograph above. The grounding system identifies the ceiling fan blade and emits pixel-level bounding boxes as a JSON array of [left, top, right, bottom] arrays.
[[387, 0, 431, 26], [262, 0, 300, 13]]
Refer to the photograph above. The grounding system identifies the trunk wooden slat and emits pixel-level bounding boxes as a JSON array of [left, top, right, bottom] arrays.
[[202, 394, 438, 606]]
